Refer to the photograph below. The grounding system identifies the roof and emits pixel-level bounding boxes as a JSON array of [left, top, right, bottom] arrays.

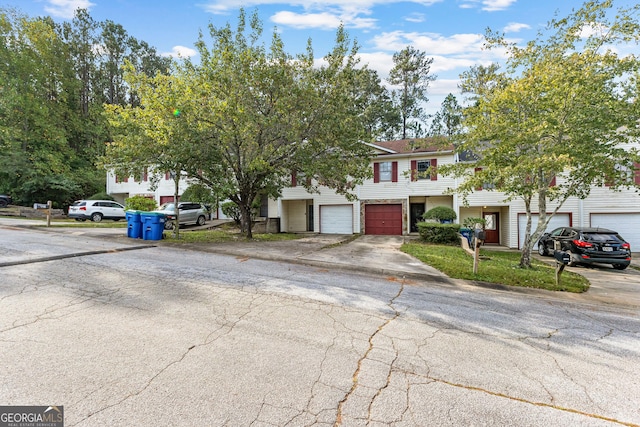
[[368, 138, 453, 155]]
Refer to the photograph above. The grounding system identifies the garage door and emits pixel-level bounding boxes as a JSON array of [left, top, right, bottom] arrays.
[[591, 213, 640, 251], [518, 213, 570, 249], [365, 204, 402, 235], [320, 205, 353, 234]]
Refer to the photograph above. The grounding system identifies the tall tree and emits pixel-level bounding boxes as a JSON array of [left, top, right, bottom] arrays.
[[428, 93, 462, 141], [439, 0, 640, 268], [0, 7, 171, 207], [387, 46, 436, 139], [353, 67, 400, 141]]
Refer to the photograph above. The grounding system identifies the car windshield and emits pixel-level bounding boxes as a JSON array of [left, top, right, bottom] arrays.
[[158, 203, 175, 210], [584, 232, 622, 242], [72, 201, 86, 206]]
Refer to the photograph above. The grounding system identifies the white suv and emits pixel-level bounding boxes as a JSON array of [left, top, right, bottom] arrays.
[[68, 200, 126, 222]]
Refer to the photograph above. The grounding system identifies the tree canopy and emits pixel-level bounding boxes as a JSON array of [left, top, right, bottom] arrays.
[[388, 46, 436, 139], [104, 10, 374, 238], [441, 0, 640, 267], [0, 8, 169, 207]]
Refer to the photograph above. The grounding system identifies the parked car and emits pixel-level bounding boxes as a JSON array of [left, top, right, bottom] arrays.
[[537, 226, 631, 270], [0, 194, 12, 208], [68, 200, 126, 222], [154, 202, 207, 230]]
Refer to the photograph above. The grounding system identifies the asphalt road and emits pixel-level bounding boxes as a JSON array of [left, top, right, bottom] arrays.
[[1, 226, 639, 426]]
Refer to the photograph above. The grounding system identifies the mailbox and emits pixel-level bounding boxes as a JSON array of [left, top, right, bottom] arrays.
[[474, 229, 486, 241], [554, 250, 571, 265]]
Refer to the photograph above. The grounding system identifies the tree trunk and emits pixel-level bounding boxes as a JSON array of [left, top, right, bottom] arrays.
[[240, 201, 253, 239], [173, 174, 180, 239], [519, 197, 533, 268]]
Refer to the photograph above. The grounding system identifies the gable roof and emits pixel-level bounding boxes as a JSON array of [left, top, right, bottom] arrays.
[[367, 138, 453, 156]]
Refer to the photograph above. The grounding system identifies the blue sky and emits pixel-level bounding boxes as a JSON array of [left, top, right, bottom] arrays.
[[4, 0, 636, 114]]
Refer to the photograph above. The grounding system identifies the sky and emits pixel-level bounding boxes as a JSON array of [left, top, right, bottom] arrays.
[[3, 0, 637, 115]]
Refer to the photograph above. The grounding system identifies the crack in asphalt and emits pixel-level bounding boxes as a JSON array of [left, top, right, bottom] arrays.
[[402, 370, 640, 427], [334, 276, 405, 426]]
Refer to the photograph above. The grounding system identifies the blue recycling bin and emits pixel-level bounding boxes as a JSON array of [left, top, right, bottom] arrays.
[[140, 212, 166, 241], [460, 228, 472, 246], [126, 210, 142, 239]]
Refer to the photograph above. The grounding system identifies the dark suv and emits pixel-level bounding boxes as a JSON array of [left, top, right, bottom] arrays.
[[0, 194, 12, 208], [537, 227, 631, 270]]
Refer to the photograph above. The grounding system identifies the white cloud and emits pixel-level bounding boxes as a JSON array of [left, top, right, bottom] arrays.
[[163, 46, 198, 58], [481, 0, 517, 12], [405, 12, 425, 23], [271, 11, 376, 30], [459, 0, 516, 12], [371, 31, 485, 56], [579, 22, 609, 38], [202, 0, 441, 29], [429, 78, 461, 96], [44, 0, 95, 19], [503, 22, 531, 33]]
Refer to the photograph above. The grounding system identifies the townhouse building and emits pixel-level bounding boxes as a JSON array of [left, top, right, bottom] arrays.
[[106, 139, 640, 249]]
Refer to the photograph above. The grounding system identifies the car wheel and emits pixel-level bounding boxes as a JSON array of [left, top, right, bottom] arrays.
[[164, 221, 174, 230], [613, 263, 628, 270], [566, 251, 577, 267], [0, 200, 7, 208], [538, 243, 548, 256], [196, 215, 206, 226], [91, 212, 103, 222]]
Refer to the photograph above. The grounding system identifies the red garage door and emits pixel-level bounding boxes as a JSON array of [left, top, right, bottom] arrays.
[[365, 204, 403, 235]]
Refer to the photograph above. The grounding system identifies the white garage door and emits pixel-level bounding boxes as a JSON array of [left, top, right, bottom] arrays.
[[591, 213, 640, 251], [518, 213, 571, 249], [320, 205, 353, 234]]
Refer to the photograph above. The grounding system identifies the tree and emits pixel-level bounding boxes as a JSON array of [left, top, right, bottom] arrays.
[[440, 0, 640, 268], [353, 67, 400, 141], [387, 46, 436, 139], [104, 64, 198, 239], [428, 93, 462, 141], [176, 10, 373, 238]]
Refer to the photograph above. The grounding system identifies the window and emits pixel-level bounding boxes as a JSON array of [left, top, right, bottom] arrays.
[[474, 167, 493, 190], [410, 159, 437, 181], [417, 160, 431, 180], [379, 162, 392, 181], [373, 161, 397, 183]]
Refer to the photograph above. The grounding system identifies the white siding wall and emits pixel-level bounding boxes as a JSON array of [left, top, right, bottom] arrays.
[[106, 170, 194, 206]]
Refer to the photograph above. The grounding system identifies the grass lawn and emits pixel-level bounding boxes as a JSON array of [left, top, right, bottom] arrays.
[[162, 229, 302, 243], [401, 241, 590, 293]]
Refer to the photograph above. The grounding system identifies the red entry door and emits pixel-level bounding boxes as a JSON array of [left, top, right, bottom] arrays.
[[483, 212, 499, 244]]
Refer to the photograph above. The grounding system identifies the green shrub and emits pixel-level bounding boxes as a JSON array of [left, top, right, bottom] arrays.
[[462, 217, 486, 229], [181, 184, 216, 205], [221, 201, 241, 226], [417, 222, 461, 244], [125, 195, 157, 211], [88, 192, 114, 201], [423, 206, 457, 223]]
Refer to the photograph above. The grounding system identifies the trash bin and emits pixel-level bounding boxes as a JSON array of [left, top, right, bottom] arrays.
[[140, 212, 166, 241], [460, 228, 472, 246], [126, 210, 142, 239]]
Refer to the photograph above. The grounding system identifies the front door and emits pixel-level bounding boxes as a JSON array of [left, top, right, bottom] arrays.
[[483, 212, 499, 244], [307, 204, 314, 232], [410, 203, 425, 232]]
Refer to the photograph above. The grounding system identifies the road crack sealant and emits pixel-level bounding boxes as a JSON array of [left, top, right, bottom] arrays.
[[334, 276, 405, 426]]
